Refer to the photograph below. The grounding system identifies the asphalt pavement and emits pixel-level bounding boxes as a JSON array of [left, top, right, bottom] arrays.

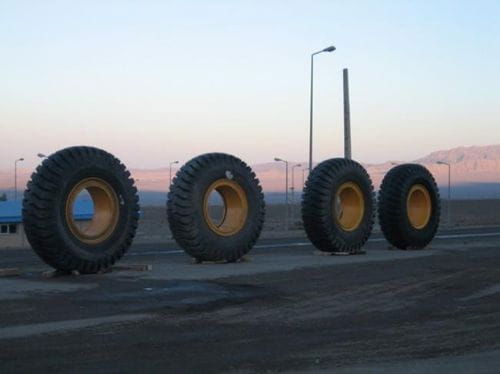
[[0, 226, 499, 373]]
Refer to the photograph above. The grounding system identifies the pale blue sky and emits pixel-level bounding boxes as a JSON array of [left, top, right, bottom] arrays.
[[1, 0, 499, 169]]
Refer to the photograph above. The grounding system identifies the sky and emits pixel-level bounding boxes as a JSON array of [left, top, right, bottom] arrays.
[[1, 0, 499, 170]]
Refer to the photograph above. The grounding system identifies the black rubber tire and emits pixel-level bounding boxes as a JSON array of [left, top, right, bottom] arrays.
[[167, 153, 265, 262], [302, 158, 375, 253], [378, 163, 440, 250], [22, 146, 140, 273]]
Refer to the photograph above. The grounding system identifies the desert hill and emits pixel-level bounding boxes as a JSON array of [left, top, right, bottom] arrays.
[[1, 145, 499, 201]]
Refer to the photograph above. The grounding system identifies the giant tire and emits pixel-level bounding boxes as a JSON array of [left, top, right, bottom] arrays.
[[23, 146, 140, 273], [302, 158, 375, 253], [378, 163, 440, 249], [167, 153, 265, 262]]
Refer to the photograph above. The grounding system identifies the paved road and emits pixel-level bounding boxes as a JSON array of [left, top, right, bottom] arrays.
[[1, 226, 500, 373], [2, 226, 499, 268]]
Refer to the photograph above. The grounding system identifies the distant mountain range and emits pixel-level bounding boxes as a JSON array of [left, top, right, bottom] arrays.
[[1, 144, 500, 203]]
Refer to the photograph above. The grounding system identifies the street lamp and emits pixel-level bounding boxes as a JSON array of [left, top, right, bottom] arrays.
[[14, 158, 24, 200], [274, 157, 289, 230], [302, 167, 309, 190], [169, 161, 179, 187], [290, 163, 302, 225], [37, 153, 47, 159], [309, 45, 336, 173], [437, 161, 451, 226], [291, 163, 302, 204]]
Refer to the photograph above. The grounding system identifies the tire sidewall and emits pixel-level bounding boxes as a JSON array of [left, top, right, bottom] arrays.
[[302, 158, 374, 253], [57, 164, 135, 260], [327, 168, 374, 246], [399, 173, 440, 247], [190, 160, 261, 257], [378, 164, 440, 249]]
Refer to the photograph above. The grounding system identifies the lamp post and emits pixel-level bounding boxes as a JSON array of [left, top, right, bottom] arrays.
[[437, 161, 451, 226], [274, 157, 289, 230], [308, 45, 336, 173], [290, 163, 302, 225], [14, 158, 24, 200], [291, 164, 302, 204], [302, 167, 308, 190], [169, 161, 179, 187]]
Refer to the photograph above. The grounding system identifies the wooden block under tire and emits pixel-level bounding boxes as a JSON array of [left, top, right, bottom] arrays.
[[0, 268, 20, 277], [312, 250, 366, 256]]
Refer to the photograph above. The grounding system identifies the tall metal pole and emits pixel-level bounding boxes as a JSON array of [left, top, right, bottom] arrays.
[[343, 68, 352, 159], [291, 164, 295, 226], [285, 160, 289, 229], [274, 158, 290, 230], [447, 163, 451, 226], [302, 168, 308, 189], [14, 158, 24, 201], [308, 54, 315, 173], [437, 161, 451, 226], [290, 163, 301, 225], [290, 164, 302, 205], [308, 45, 335, 173]]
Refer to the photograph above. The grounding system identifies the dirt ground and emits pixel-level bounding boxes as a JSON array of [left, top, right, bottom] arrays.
[[1, 234, 500, 373], [135, 199, 500, 243]]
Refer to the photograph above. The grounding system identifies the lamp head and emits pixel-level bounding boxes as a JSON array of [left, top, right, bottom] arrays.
[[323, 45, 336, 52]]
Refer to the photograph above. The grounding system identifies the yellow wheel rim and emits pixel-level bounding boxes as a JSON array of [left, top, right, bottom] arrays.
[[65, 178, 120, 244], [407, 184, 432, 229], [203, 179, 248, 236], [334, 182, 365, 232]]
